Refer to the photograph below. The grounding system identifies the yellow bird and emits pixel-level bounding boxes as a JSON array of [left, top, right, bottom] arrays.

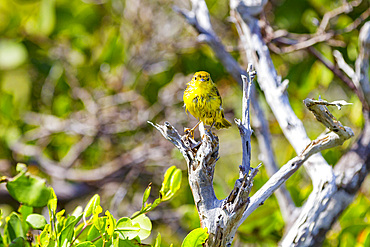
[[183, 71, 231, 134]]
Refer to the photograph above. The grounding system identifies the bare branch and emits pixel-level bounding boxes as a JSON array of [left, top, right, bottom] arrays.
[[60, 136, 95, 168], [235, 65, 256, 177], [317, 0, 362, 34], [281, 32, 334, 53], [251, 89, 297, 222], [333, 21, 370, 109], [239, 98, 353, 227], [284, 111, 370, 246], [272, 1, 370, 53]]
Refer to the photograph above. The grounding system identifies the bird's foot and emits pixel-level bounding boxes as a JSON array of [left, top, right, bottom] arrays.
[[184, 127, 195, 139]]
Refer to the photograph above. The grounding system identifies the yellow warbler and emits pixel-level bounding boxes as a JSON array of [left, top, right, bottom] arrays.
[[183, 71, 231, 133]]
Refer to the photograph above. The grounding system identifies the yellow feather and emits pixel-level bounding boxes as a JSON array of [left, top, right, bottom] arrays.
[[183, 71, 231, 129]]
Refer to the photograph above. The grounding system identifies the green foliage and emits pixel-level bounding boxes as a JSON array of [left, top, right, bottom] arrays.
[[0, 164, 200, 246]]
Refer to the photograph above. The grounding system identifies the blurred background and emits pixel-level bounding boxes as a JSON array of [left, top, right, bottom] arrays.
[[0, 0, 369, 245]]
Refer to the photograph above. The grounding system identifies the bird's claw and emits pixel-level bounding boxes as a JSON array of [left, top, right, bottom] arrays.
[[184, 127, 195, 139]]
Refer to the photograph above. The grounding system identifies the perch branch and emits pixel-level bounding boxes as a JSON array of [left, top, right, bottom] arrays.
[[235, 64, 256, 177]]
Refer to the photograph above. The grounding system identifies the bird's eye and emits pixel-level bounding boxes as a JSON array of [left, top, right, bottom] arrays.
[[194, 76, 197, 80], [206, 77, 209, 81]]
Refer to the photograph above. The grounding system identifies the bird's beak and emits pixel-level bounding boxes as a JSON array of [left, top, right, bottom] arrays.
[[199, 78, 206, 82]]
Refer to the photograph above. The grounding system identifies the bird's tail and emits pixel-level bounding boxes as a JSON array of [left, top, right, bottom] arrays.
[[215, 118, 232, 129]]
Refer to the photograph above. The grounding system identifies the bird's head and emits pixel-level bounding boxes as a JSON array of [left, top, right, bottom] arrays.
[[192, 71, 211, 83]]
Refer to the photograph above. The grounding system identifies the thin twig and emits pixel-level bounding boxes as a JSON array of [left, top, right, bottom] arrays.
[[308, 46, 369, 110], [317, 0, 362, 34]]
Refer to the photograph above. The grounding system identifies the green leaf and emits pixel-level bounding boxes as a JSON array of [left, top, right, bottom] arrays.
[[105, 210, 116, 238], [75, 242, 95, 247], [0, 40, 28, 70], [6, 164, 51, 207], [58, 214, 82, 247], [154, 233, 161, 247], [160, 166, 176, 197], [39, 224, 53, 247], [18, 205, 32, 220], [92, 206, 103, 231], [56, 209, 66, 233], [160, 166, 182, 201], [83, 194, 100, 222], [18, 205, 32, 232], [116, 239, 140, 247], [169, 168, 182, 195], [8, 237, 26, 247], [152, 198, 161, 208], [74, 222, 92, 243], [4, 213, 25, 244], [16, 164, 27, 173], [0, 216, 3, 247], [181, 228, 209, 247], [142, 184, 152, 210], [365, 229, 370, 247], [87, 223, 101, 242], [116, 217, 140, 240], [131, 214, 152, 241], [38, 0, 56, 36], [71, 206, 83, 218], [48, 188, 57, 217], [26, 214, 47, 230]]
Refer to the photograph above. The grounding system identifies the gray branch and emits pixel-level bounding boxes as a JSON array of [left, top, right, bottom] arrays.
[[235, 64, 255, 177]]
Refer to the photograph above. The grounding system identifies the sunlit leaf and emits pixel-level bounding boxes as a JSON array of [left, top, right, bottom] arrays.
[[131, 214, 152, 240], [181, 227, 209, 247], [160, 166, 182, 201], [83, 194, 100, 222], [116, 217, 140, 240], [4, 213, 25, 244], [26, 214, 47, 230], [6, 165, 51, 207], [142, 183, 152, 210], [75, 242, 95, 247], [47, 188, 57, 217], [0, 40, 28, 70], [154, 232, 161, 247], [39, 224, 53, 247], [105, 210, 116, 237], [38, 0, 56, 35]]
